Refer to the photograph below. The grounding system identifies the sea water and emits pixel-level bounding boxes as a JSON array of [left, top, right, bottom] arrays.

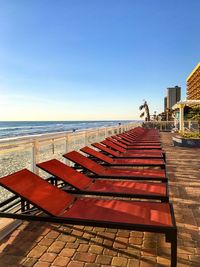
[[0, 120, 134, 139]]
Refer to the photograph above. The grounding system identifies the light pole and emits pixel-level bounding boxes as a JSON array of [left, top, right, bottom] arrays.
[[153, 111, 157, 121]]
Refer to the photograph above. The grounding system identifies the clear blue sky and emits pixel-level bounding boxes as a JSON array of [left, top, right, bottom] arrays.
[[0, 0, 200, 121]]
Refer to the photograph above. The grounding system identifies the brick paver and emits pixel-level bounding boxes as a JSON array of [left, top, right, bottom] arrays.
[[0, 132, 199, 266]]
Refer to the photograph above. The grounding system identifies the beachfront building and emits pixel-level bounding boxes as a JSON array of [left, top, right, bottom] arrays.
[[186, 62, 200, 100], [166, 86, 181, 109], [164, 86, 181, 121]]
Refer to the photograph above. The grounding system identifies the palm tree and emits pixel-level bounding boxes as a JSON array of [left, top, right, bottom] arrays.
[[139, 100, 150, 121]]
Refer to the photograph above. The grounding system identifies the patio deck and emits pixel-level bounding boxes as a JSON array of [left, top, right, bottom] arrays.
[[0, 132, 199, 267]]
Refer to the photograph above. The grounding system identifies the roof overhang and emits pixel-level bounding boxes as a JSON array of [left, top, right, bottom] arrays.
[[172, 100, 200, 110]]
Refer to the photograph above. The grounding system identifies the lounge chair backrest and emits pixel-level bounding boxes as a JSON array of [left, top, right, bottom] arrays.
[[92, 143, 120, 157], [118, 134, 135, 142], [63, 151, 106, 175], [0, 169, 75, 216], [37, 159, 93, 190], [111, 136, 130, 145], [106, 137, 127, 148], [80, 146, 113, 164], [101, 140, 125, 153]]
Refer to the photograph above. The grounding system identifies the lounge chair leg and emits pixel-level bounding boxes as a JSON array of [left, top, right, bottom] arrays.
[[166, 230, 177, 267], [161, 197, 169, 203], [163, 152, 166, 162], [21, 199, 26, 212], [26, 202, 30, 210], [171, 233, 177, 267]]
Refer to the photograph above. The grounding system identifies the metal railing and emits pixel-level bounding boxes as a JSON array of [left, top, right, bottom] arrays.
[[142, 121, 175, 131], [143, 120, 199, 133]]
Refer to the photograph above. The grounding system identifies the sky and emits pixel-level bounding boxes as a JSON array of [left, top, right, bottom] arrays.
[[0, 0, 200, 121]]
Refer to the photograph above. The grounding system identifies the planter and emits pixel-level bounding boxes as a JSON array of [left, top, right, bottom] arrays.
[[172, 135, 200, 147]]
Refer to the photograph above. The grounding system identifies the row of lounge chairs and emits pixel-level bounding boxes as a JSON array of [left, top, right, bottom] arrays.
[[0, 127, 177, 267]]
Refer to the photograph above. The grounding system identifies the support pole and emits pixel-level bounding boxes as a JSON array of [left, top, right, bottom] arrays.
[[179, 104, 185, 134]]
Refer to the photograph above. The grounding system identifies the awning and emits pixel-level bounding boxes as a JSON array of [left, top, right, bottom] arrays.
[[172, 100, 200, 110]]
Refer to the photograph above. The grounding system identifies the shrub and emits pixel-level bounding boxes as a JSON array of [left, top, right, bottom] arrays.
[[182, 132, 200, 139]]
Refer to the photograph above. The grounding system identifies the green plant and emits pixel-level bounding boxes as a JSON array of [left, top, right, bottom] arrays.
[[186, 106, 200, 134], [182, 132, 200, 139]]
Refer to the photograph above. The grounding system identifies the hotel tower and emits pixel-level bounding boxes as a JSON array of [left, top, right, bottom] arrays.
[[186, 63, 200, 100]]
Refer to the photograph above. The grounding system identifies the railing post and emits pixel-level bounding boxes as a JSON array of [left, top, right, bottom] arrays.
[[65, 134, 69, 153], [96, 128, 100, 142], [118, 125, 121, 134], [105, 127, 108, 138], [32, 140, 39, 175], [52, 139, 55, 154], [64, 134, 70, 165], [85, 130, 88, 146]]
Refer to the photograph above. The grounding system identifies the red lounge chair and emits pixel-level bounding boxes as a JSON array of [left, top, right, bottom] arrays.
[[80, 146, 165, 168], [117, 134, 161, 144], [101, 140, 166, 160], [111, 136, 161, 146], [92, 142, 165, 160], [127, 127, 160, 137], [63, 151, 167, 182], [0, 169, 177, 267], [37, 159, 168, 201], [121, 131, 160, 141], [108, 136, 161, 146], [119, 129, 160, 141], [106, 137, 162, 150], [120, 128, 159, 137]]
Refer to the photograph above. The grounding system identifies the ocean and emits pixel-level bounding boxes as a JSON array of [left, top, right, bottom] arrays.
[[0, 120, 134, 139]]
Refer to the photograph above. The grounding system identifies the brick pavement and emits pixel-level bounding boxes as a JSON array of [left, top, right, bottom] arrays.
[[0, 132, 199, 267]]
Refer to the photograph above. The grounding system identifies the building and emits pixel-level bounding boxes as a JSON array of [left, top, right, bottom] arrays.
[[186, 63, 200, 100], [162, 86, 181, 121], [166, 86, 181, 109]]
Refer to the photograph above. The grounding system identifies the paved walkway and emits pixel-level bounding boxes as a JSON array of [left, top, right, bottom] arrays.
[[0, 132, 199, 267]]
